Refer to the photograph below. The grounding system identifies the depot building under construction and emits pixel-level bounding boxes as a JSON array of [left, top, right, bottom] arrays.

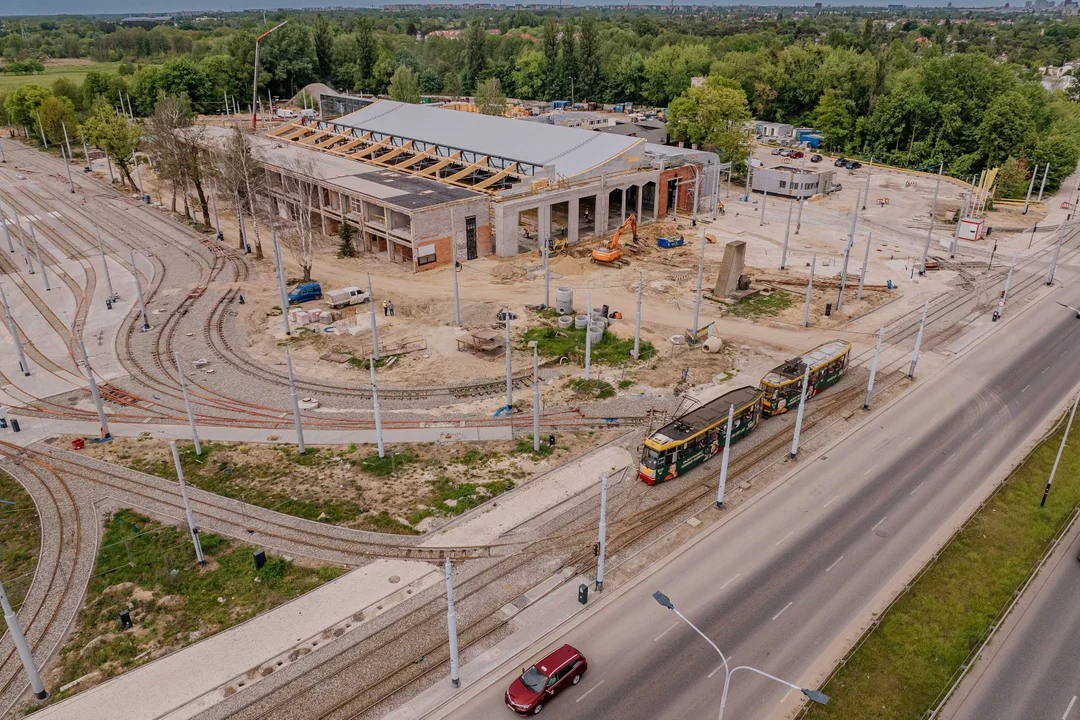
[[203, 99, 723, 273]]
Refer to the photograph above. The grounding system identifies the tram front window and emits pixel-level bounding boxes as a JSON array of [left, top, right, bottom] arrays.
[[642, 450, 659, 469]]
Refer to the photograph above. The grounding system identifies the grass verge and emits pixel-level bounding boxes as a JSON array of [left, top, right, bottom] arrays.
[[724, 290, 793, 319], [0, 61, 122, 92], [804, 415, 1080, 720], [48, 509, 343, 704], [522, 326, 655, 365], [0, 471, 40, 609]]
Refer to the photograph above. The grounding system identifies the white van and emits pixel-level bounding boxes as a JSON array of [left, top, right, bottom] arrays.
[[300, 108, 317, 119], [276, 108, 298, 119], [326, 286, 370, 309]]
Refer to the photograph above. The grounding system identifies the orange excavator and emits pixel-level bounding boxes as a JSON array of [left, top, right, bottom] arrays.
[[591, 213, 637, 267]]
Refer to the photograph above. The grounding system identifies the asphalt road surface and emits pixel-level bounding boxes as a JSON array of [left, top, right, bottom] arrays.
[[446, 279, 1080, 720], [944, 514, 1080, 720]]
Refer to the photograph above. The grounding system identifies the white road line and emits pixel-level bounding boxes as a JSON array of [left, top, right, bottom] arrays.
[[781, 689, 793, 705], [825, 555, 844, 572], [775, 531, 794, 546], [823, 495, 840, 508], [910, 482, 925, 495], [1022, 384, 1030, 394], [1064, 695, 1077, 720], [871, 516, 887, 532], [707, 659, 732, 679], [772, 601, 793, 621], [653, 622, 679, 642], [901, 435, 912, 445], [720, 573, 741, 590], [863, 464, 879, 477], [947, 452, 956, 462], [973, 427, 983, 438], [576, 678, 606, 703], [1043, 366, 1050, 375]]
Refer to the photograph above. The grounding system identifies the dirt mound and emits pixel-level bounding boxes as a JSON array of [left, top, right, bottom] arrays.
[[490, 263, 526, 281], [550, 256, 586, 275]]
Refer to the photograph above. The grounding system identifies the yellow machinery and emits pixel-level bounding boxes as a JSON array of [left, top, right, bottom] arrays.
[[591, 214, 637, 267]]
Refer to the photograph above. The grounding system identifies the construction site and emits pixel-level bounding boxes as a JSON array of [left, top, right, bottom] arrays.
[[0, 96, 1076, 720]]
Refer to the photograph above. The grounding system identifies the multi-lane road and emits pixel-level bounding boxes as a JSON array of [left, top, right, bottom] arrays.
[[943, 513, 1080, 720], [444, 272, 1080, 719]]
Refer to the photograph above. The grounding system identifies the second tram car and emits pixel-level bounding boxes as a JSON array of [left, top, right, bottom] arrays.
[[639, 386, 764, 485], [759, 340, 851, 417]]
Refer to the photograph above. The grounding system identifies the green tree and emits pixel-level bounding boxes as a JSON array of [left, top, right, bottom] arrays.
[[419, 68, 442, 94], [463, 20, 488, 93], [80, 99, 141, 189], [338, 221, 355, 258], [979, 91, 1037, 167], [313, 14, 333, 81], [476, 77, 507, 116], [814, 89, 856, 151], [541, 20, 559, 99], [667, 77, 752, 168], [642, 44, 712, 107], [4, 84, 51, 135], [260, 21, 317, 98], [37, 95, 78, 147], [388, 65, 420, 104], [512, 49, 545, 100], [993, 157, 1030, 199], [355, 18, 377, 90]]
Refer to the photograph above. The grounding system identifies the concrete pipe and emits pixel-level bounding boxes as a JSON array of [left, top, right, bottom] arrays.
[[701, 336, 723, 354], [575, 315, 590, 329], [556, 287, 574, 315], [558, 315, 574, 329]]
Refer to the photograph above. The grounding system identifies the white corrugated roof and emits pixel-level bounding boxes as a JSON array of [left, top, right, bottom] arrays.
[[333, 100, 644, 179]]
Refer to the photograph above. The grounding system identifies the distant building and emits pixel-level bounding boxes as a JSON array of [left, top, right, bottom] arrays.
[[752, 166, 836, 199], [120, 15, 173, 26], [599, 119, 670, 145], [756, 122, 794, 140]]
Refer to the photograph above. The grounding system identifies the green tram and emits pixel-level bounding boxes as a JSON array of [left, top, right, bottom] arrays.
[[639, 386, 764, 485], [759, 340, 851, 417]]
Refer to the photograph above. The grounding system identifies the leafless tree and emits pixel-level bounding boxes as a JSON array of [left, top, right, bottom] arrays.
[[276, 155, 326, 283], [216, 127, 265, 259], [145, 95, 213, 228]]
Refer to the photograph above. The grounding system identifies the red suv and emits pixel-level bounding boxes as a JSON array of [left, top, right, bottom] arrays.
[[505, 644, 588, 715]]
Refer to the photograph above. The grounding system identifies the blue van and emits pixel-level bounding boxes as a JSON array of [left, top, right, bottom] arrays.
[[288, 283, 322, 305]]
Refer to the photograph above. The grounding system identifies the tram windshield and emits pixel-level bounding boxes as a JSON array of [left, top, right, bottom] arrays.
[[642, 449, 659, 469]]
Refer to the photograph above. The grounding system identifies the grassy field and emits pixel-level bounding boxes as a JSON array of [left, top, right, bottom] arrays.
[[47, 509, 344, 705], [0, 61, 122, 93], [804, 413, 1080, 720], [522, 325, 656, 366], [0, 471, 40, 610], [724, 290, 793, 319]]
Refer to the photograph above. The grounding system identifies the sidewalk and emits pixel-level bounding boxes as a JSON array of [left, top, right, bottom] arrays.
[[24, 439, 631, 720]]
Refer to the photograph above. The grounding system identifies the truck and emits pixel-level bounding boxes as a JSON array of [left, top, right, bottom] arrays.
[[326, 286, 370, 309], [287, 282, 322, 305]]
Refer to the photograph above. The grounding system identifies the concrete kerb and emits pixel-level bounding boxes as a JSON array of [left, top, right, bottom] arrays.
[[421, 267, 1075, 720]]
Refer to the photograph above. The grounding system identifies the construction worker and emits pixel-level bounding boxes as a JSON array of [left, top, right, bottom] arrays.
[[383, 299, 389, 316], [388, 300, 395, 316]]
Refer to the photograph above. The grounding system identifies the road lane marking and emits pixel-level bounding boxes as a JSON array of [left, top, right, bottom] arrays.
[[910, 482, 925, 495], [825, 556, 844, 572], [973, 427, 983, 438], [900, 435, 912, 446], [775, 531, 794, 546], [1022, 384, 1030, 394], [772, 601, 793, 621], [871, 516, 887, 532], [720, 573, 741, 590], [823, 495, 839, 508], [707, 659, 732, 679], [576, 678, 605, 703], [947, 452, 956, 462], [863, 464, 879, 477], [653, 622, 679, 642], [1064, 695, 1077, 720], [1043, 366, 1050, 374], [781, 689, 793, 704]]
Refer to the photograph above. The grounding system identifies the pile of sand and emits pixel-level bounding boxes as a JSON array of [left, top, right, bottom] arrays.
[[550, 256, 586, 275], [490, 263, 526, 280]]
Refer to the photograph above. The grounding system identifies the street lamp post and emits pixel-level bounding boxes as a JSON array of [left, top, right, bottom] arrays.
[[1040, 389, 1080, 507], [253, 21, 289, 130], [651, 591, 829, 720], [530, 341, 540, 452]]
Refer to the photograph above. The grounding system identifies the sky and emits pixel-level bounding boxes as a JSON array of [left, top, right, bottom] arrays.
[[2, 0, 1009, 17]]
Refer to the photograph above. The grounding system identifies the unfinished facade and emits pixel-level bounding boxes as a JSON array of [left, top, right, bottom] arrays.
[[213, 99, 722, 272]]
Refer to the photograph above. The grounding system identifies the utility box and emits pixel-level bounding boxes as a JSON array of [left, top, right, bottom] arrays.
[[957, 217, 986, 242], [253, 549, 267, 571], [119, 609, 133, 629], [578, 583, 589, 605]]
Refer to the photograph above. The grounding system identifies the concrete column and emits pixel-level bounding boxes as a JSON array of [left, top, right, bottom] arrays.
[[652, 183, 659, 222], [635, 184, 643, 221], [620, 188, 626, 222], [538, 204, 552, 246], [493, 205, 519, 257], [567, 198, 579, 244], [595, 192, 609, 235]]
